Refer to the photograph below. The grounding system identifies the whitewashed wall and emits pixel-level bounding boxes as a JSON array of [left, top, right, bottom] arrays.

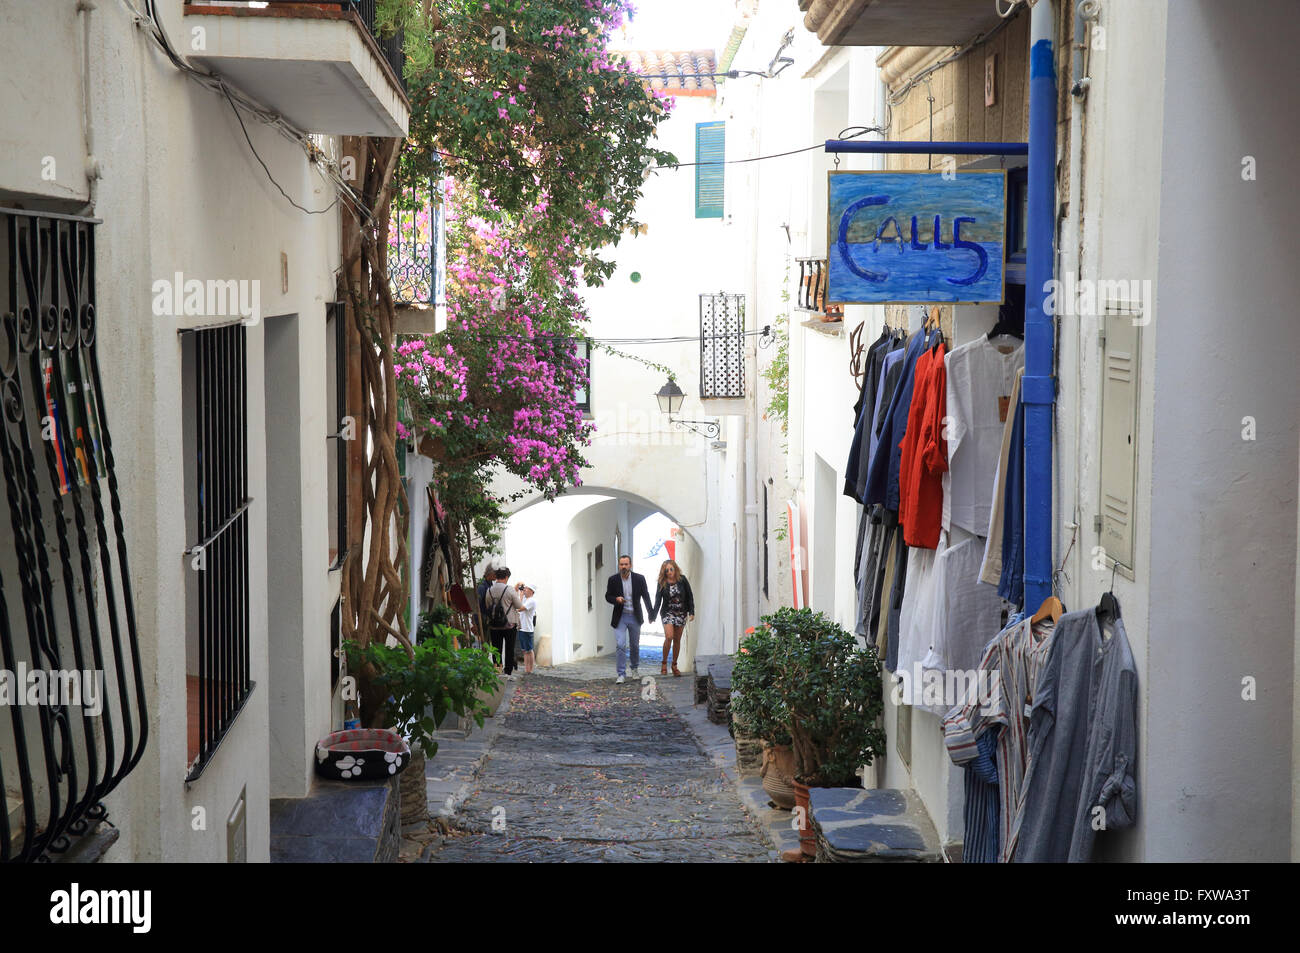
[[1, 0, 343, 860]]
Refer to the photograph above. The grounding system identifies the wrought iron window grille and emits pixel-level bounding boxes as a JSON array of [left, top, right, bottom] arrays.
[[179, 322, 254, 784], [1, 208, 149, 862], [699, 292, 746, 399], [388, 174, 440, 307]]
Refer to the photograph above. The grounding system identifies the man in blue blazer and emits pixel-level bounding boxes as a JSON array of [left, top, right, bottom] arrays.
[[605, 555, 654, 684]]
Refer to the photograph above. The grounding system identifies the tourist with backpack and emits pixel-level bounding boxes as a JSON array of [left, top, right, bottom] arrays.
[[485, 567, 525, 680]]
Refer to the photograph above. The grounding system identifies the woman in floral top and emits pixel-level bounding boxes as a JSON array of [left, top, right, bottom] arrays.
[[651, 559, 694, 677]]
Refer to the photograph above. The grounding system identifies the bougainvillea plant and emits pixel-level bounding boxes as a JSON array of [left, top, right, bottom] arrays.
[[380, 0, 678, 553], [380, 0, 677, 284], [395, 178, 594, 549]]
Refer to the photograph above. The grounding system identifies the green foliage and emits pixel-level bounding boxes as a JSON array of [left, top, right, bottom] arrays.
[[745, 607, 886, 787], [343, 617, 501, 758], [730, 623, 791, 748], [383, 0, 677, 286], [422, 602, 455, 630], [761, 256, 792, 436], [382, 0, 680, 553]]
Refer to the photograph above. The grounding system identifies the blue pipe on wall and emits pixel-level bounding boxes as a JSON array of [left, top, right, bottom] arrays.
[[823, 140, 1028, 156], [1023, 0, 1057, 612]]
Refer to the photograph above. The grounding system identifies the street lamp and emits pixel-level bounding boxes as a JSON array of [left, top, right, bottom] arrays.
[[655, 376, 719, 439], [655, 377, 685, 415]]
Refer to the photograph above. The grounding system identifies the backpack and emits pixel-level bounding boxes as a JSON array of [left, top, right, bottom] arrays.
[[488, 585, 510, 629]]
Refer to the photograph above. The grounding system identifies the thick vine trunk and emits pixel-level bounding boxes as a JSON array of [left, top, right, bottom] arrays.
[[338, 134, 412, 728]]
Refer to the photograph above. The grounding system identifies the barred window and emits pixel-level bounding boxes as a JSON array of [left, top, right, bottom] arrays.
[[182, 322, 253, 782], [1, 208, 148, 861]]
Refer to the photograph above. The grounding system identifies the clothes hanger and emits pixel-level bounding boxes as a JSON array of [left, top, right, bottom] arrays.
[[986, 314, 1023, 341], [1031, 594, 1063, 625], [986, 298, 1023, 341], [1097, 562, 1121, 635], [921, 305, 944, 350], [988, 286, 1025, 341]]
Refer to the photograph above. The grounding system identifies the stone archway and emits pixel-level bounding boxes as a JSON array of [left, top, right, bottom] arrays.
[[497, 488, 706, 671]]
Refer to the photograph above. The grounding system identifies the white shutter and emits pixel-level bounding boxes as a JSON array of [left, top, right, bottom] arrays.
[[1098, 302, 1142, 574]]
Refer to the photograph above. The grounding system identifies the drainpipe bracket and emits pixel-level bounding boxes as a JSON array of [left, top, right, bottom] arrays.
[[1020, 374, 1056, 405]]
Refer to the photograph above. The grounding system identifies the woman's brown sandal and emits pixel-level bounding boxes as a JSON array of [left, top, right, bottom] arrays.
[[660, 661, 668, 676], [672, 664, 681, 677]]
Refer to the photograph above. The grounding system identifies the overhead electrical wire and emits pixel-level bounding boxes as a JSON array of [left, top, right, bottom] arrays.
[[130, 0, 371, 222], [432, 124, 886, 173], [418, 327, 774, 345]]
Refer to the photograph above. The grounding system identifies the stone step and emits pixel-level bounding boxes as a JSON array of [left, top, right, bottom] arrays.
[[271, 774, 401, 863], [809, 787, 942, 863]]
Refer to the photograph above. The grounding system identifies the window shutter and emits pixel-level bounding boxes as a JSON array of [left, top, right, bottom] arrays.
[[1098, 303, 1142, 574], [695, 121, 725, 218]]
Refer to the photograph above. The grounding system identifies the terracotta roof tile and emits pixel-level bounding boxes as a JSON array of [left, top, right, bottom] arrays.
[[612, 49, 719, 95]]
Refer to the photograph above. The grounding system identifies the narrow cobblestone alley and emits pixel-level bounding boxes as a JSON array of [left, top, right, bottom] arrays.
[[422, 660, 772, 862]]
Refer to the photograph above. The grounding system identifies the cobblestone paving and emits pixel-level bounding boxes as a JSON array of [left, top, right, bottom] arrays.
[[423, 674, 770, 862]]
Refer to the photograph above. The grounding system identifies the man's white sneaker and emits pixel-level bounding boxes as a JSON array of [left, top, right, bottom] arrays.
[[630, 668, 639, 678], [616, 675, 625, 684]]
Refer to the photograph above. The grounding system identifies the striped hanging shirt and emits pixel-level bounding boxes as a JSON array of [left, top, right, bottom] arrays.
[[943, 617, 1055, 862]]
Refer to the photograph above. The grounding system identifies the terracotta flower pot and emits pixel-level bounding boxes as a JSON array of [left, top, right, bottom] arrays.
[[760, 743, 797, 810], [793, 781, 816, 858]]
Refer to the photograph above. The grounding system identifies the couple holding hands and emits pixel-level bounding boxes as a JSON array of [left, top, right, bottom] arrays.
[[606, 555, 695, 684]]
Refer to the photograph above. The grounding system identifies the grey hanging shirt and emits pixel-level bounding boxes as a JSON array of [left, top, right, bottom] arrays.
[[1012, 608, 1138, 862]]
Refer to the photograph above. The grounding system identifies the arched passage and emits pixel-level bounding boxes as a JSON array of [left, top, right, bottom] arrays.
[[494, 487, 707, 672]]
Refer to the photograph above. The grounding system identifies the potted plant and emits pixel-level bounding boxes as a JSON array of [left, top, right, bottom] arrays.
[[731, 621, 797, 809], [764, 607, 887, 860], [342, 611, 500, 811]]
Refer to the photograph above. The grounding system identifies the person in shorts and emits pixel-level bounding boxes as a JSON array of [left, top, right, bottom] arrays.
[[651, 559, 694, 677], [516, 582, 538, 674]]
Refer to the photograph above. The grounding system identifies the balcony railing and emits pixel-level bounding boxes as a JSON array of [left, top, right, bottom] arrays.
[[348, 0, 405, 91], [1, 208, 149, 862], [795, 256, 844, 321], [388, 175, 440, 307]]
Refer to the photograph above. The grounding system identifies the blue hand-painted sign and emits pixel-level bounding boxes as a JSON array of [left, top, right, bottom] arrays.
[[827, 171, 1006, 304]]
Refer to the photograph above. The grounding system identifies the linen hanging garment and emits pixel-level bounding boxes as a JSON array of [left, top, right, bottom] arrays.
[[898, 341, 948, 550], [862, 328, 935, 510], [894, 537, 943, 678], [878, 519, 901, 668], [861, 345, 907, 502], [943, 616, 1056, 863], [916, 537, 1007, 716], [996, 389, 1026, 608], [859, 347, 910, 638], [853, 508, 877, 637], [962, 728, 1003, 864], [1012, 608, 1139, 863], [943, 337, 1025, 537], [980, 367, 1025, 587], [844, 329, 899, 501]]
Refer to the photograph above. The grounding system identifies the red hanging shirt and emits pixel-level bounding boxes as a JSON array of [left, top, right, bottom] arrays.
[[899, 341, 949, 549]]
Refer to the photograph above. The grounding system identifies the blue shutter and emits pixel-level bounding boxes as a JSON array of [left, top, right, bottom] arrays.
[[695, 121, 725, 219]]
